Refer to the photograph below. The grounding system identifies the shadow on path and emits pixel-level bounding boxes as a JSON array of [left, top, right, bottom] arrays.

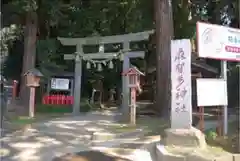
[[52, 150, 131, 161]]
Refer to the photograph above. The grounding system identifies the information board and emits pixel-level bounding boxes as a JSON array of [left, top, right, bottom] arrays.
[[51, 78, 70, 90], [196, 78, 228, 106]]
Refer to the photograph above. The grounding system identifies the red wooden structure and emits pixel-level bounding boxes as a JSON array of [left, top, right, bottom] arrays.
[[42, 95, 74, 105], [12, 80, 18, 100]]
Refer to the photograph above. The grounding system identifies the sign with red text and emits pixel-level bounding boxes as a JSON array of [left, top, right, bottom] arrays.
[[171, 39, 192, 129], [197, 22, 240, 62]]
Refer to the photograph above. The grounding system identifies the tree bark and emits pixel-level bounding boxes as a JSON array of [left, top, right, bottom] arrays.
[[155, 0, 174, 118], [239, 0, 240, 28], [19, 11, 38, 108]]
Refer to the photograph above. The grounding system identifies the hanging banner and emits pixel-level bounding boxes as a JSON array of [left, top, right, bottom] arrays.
[[171, 39, 192, 129], [51, 78, 70, 90], [197, 22, 240, 62]]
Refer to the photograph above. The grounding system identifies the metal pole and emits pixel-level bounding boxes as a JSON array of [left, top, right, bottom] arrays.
[[221, 61, 228, 135], [72, 45, 82, 115], [0, 90, 3, 138], [237, 64, 240, 153], [236, 0, 240, 153], [0, 82, 6, 138]]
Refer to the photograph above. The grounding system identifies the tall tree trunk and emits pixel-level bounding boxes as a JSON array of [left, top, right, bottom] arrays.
[[19, 11, 38, 108], [238, 0, 240, 28], [155, 0, 174, 118]]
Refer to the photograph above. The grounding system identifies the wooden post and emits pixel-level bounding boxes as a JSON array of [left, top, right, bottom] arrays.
[[29, 87, 36, 118], [220, 106, 223, 136], [194, 72, 205, 132], [12, 80, 18, 100], [130, 87, 136, 125], [215, 107, 222, 136], [199, 106, 204, 132]]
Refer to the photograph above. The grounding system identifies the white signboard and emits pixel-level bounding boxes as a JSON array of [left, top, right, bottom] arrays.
[[197, 22, 240, 62], [171, 39, 192, 129], [196, 78, 228, 106], [51, 78, 70, 90]]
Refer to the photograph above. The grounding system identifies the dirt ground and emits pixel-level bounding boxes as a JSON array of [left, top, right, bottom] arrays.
[[206, 120, 240, 153], [52, 151, 131, 161]]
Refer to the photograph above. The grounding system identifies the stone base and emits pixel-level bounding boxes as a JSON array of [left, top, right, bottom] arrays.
[[164, 127, 206, 149], [156, 144, 235, 161], [186, 151, 233, 161], [233, 154, 240, 161], [155, 127, 235, 161], [92, 132, 115, 141], [132, 149, 153, 161], [156, 144, 186, 161]]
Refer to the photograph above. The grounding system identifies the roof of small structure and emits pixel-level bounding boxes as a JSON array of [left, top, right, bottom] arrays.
[[24, 68, 43, 77], [122, 66, 145, 76]]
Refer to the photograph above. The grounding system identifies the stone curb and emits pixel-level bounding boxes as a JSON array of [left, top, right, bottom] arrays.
[[91, 129, 144, 141], [91, 136, 160, 161], [91, 129, 146, 147], [130, 137, 160, 161], [233, 154, 240, 161]]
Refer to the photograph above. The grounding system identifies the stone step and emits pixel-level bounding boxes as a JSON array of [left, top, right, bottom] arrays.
[[92, 135, 160, 161], [156, 144, 237, 161], [155, 127, 239, 161]]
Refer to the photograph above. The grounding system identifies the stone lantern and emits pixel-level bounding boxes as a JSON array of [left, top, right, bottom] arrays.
[[24, 68, 43, 118]]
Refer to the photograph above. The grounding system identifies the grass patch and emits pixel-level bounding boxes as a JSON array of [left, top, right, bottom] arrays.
[[205, 120, 239, 153], [36, 104, 72, 113], [10, 116, 35, 125]]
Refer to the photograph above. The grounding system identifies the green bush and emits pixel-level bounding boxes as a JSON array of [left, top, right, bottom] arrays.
[[205, 129, 218, 140]]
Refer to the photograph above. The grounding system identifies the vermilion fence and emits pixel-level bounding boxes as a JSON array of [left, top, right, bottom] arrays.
[[42, 95, 74, 105]]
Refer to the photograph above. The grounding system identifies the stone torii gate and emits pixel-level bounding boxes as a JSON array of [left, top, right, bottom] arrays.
[[58, 30, 153, 120]]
